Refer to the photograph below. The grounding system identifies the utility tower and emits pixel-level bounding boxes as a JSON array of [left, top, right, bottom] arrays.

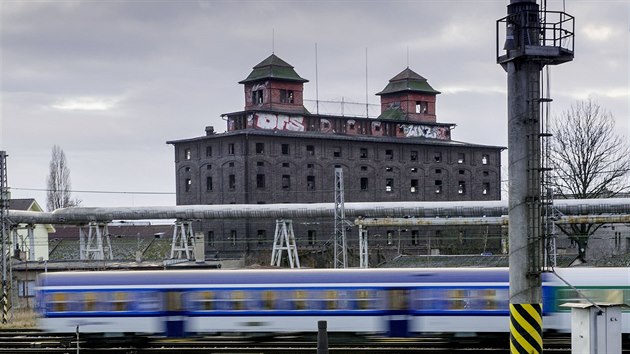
[[333, 167, 347, 268], [497, 1, 574, 353], [0, 151, 10, 323]]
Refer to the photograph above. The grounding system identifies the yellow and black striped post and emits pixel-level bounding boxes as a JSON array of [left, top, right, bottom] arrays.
[[1, 282, 7, 324], [510, 303, 542, 354]]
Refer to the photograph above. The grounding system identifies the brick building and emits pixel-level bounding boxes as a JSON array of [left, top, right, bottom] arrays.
[[167, 54, 504, 265]]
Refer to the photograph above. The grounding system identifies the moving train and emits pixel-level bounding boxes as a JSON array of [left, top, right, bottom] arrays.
[[35, 267, 630, 339]]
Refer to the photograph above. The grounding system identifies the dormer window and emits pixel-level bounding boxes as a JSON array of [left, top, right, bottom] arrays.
[[280, 89, 294, 103], [252, 89, 264, 104]]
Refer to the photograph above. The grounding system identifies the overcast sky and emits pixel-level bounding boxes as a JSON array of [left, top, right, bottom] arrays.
[[1, 0, 628, 209]]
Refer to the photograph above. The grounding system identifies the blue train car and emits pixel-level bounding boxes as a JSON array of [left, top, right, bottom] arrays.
[[35, 267, 630, 338]]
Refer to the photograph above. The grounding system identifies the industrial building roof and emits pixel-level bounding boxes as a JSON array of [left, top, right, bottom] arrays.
[[376, 67, 441, 95], [239, 54, 309, 84]]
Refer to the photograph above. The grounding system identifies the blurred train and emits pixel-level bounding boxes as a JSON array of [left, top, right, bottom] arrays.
[[35, 267, 630, 339]]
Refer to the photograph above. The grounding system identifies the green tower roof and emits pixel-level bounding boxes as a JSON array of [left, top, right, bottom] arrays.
[[376, 67, 440, 95], [239, 54, 309, 84]]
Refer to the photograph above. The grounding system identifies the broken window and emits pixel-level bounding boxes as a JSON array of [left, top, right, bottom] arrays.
[[410, 150, 418, 161], [435, 180, 442, 194], [411, 167, 418, 173], [333, 147, 341, 158], [360, 148, 368, 159], [415, 101, 428, 114], [255, 143, 265, 154], [483, 182, 490, 195], [483, 170, 489, 176], [280, 89, 294, 103], [457, 153, 465, 164], [482, 154, 489, 165], [307, 175, 315, 190], [306, 145, 315, 155], [184, 148, 191, 160], [282, 162, 290, 168], [459, 169, 465, 175], [385, 178, 394, 192], [458, 181, 466, 194], [385, 149, 393, 160], [434, 152, 442, 162], [185, 178, 191, 192], [252, 89, 263, 104], [410, 179, 418, 193]]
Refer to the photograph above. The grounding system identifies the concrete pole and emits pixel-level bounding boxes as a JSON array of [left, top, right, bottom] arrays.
[[505, 1, 543, 353]]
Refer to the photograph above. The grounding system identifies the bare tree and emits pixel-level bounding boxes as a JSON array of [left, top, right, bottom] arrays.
[[46, 145, 81, 211], [550, 99, 630, 259]]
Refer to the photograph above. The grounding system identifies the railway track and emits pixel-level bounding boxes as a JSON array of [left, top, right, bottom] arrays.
[[0, 330, 624, 353]]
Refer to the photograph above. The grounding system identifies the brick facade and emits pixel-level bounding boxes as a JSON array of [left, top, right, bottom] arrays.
[[168, 54, 504, 264]]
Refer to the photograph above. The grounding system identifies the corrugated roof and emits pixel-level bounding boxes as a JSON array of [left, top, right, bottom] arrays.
[[239, 54, 309, 84], [376, 67, 440, 95]]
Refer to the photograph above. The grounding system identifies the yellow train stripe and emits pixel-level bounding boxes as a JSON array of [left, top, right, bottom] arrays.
[[510, 303, 542, 354]]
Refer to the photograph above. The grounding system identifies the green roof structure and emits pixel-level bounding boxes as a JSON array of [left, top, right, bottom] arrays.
[[376, 67, 440, 95], [239, 54, 309, 84]]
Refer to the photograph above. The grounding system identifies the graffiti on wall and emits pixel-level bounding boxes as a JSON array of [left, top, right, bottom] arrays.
[[401, 124, 450, 140], [320, 119, 334, 133], [249, 113, 305, 132]]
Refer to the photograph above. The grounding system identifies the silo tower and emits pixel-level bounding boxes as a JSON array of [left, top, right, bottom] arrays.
[[496, 1, 574, 353]]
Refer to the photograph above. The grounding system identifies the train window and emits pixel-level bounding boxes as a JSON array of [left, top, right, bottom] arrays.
[[136, 291, 161, 312], [166, 291, 184, 312], [262, 290, 275, 310], [294, 290, 307, 310], [201, 291, 215, 311], [356, 290, 371, 310], [84, 292, 98, 312], [326, 290, 337, 310], [448, 289, 468, 310], [388, 290, 409, 310], [112, 292, 129, 312], [50, 292, 70, 312], [232, 290, 245, 311]]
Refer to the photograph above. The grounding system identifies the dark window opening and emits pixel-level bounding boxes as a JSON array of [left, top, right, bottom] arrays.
[[416, 101, 428, 114], [411, 167, 418, 173], [360, 166, 368, 171], [435, 180, 442, 194], [307, 175, 315, 190], [228, 143, 235, 155], [385, 149, 393, 160], [257, 230, 266, 245], [458, 181, 466, 194], [256, 143, 265, 154], [281, 144, 290, 155], [252, 89, 263, 104], [282, 175, 291, 189], [280, 89, 294, 103], [206, 146, 212, 157], [435, 168, 442, 174], [185, 178, 191, 192], [230, 230, 237, 246], [206, 177, 213, 191], [184, 149, 191, 160], [207, 231, 214, 247], [360, 148, 368, 159], [307, 163, 314, 169], [333, 147, 341, 158], [459, 169, 465, 175], [483, 182, 490, 195], [410, 179, 418, 193], [434, 152, 441, 162], [411, 230, 419, 245], [482, 154, 489, 165], [228, 174, 236, 190], [385, 178, 394, 192], [256, 174, 265, 189], [257, 161, 264, 167], [483, 170, 489, 176], [457, 153, 465, 164], [306, 145, 315, 155], [360, 177, 369, 191], [308, 230, 316, 245], [410, 150, 418, 161], [282, 162, 290, 168]]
